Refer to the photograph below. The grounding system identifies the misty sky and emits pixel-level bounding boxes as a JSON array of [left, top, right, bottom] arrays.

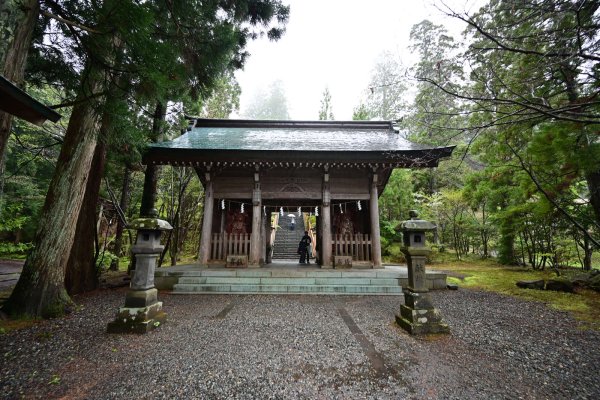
[[234, 0, 481, 120]]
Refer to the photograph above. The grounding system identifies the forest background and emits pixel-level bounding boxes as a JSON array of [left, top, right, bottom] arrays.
[[0, 0, 598, 317]]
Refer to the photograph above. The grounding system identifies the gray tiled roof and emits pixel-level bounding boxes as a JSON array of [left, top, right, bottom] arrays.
[[145, 119, 455, 166], [152, 126, 424, 152]]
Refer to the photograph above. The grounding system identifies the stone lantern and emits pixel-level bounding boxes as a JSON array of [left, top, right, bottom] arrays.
[[395, 210, 449, 335], [107, 216, 172, 334]]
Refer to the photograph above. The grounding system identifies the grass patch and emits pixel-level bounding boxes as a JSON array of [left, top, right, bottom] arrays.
[[0, 317, 38, 334], [429, 257, 600, 328]]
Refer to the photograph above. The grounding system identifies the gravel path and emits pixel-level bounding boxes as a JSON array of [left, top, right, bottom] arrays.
[[1, 288, 599, 399]]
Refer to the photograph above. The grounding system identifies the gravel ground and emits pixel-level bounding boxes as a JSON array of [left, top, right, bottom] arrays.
[[1, 288, 599, 399]]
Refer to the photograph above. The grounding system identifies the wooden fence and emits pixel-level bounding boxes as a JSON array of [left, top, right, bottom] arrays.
[[210, 233, 251, 261], [332, 233, 371, 261]]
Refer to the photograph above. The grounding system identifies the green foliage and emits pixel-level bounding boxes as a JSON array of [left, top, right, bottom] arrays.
[[191, 73, 241, 119], [318, 87, 334, 120], [352, 103, 370, 121], [153, 166, 204, 264], [399, 4, 600, 268], [379, 169, 413, 223], [243, 80, 290, 119], [0, 242, 32, 257], [0, 0, 19, 67], [0, 85, 67, 244], [405, 19, 464, 146], [0, 204, 28, 232], [365, 52, 406, 120], [95, 250, 119, 272]]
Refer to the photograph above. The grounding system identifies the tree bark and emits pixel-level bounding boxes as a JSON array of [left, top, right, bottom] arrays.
[[64, 135, 107, 294], [585, 169, 600, 229], [139, 102, 165, 216], [583, 234, 592, 271], [110, 165, 132, 270], [0, 0, 40, 165], [2, 64, 103, 317]]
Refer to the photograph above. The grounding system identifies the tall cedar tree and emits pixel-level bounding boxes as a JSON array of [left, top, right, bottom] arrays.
[[0, 0, 40, 165], [4, 0, 289, 317]]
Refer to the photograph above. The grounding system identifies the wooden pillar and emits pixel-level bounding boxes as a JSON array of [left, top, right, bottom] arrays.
[[199, 172, 214, 265], [249, 169, 261, 266], [261, 207, 268, 264], [321, 168, 332, 268], [370, 172, 382, 268]]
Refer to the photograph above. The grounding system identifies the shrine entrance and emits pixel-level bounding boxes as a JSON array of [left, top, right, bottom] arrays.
[[144, 118, 454, 269], [265, 199, 372, 266]]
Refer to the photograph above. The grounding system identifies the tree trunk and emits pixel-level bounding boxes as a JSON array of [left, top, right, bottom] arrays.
[[139, 102, 165, 216], [2, 65, 103, 317], [0, 0, 40, 164], [110, 165, 132, 271], [498, 224, 516, 265], [64, 136, 107, 295], [585, 169, 600, 228]]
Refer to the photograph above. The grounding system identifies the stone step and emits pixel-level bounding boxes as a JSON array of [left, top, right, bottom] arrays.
[[155, 265, 447, 293], [166, 269, 403, 278], [176, 276, 400, 286], [173, 283, 403, 295]]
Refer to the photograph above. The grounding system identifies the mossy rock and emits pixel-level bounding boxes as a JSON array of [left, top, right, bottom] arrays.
[[570, 272, 600, 292], [545, 279, 574, 293], [588, 274, 600, 292], [516, 280, 545, 290]]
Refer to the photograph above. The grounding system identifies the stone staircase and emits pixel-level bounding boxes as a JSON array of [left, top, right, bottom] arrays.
[[171, 268, 404, 295], [272, 213, 306, 260]]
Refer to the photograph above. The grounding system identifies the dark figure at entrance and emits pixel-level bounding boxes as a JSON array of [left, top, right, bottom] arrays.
[[298, 231, 312, 264]]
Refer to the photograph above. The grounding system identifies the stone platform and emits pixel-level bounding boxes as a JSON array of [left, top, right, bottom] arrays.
[[154, 262, 446, 295]]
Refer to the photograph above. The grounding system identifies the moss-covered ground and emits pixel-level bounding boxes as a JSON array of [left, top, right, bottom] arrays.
[[427, 254, 600, 329]]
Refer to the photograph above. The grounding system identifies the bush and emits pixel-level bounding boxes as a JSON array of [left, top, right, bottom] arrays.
[[0, 242, 33, 258], [96, 250, 119, 271]]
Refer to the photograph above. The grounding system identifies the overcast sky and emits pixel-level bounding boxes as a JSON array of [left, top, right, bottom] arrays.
[[234, 0, 481, 120]]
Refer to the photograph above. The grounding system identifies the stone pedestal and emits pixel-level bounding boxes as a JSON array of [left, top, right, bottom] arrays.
[[396, 290, 449, 335], [107, 298, 167, 334], [334, 255, 352, 269], [107, 217, 172, 334]]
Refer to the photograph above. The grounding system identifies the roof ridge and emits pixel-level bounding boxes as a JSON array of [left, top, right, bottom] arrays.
[[187, 118, 394, 131]]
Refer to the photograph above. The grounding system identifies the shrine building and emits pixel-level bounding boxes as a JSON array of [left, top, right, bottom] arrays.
[[143, 118, 454, 269]]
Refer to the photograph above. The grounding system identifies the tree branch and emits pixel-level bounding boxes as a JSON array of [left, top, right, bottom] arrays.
[[40, 10, 102, 34], [505, 139, 600, 247]]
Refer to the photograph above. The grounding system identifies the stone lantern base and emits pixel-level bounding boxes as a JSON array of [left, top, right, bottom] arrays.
[[396, 290, 449, 335], [107, 288, 167, 334]]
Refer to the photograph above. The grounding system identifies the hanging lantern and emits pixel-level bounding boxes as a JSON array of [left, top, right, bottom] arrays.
[[357, 200, 362, 211], [280, 207, 284, 216], [241, 203, 245, 213], [263, 205, 266, 216], [339, 203, 343, 214], [221, 199, 225, 210], [315, 206, 319, 217], [297, 206, 301, 217]]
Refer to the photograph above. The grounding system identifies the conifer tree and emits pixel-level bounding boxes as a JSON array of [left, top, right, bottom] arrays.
[[4, 0, 289, 317]]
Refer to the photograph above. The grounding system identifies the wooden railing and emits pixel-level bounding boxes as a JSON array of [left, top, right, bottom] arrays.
[[210, 233, 251, 260], [332, 233, 371, 261]]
